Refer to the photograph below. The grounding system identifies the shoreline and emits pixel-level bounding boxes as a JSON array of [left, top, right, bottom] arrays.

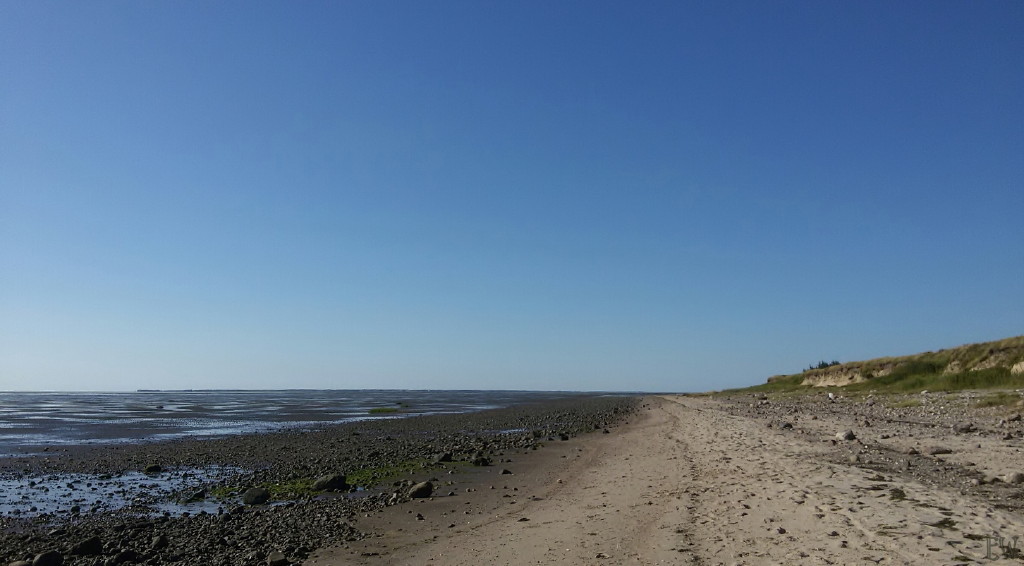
[[1, 395, 639, 565], [0, 390, 612, 458], [7, 390, 1024, 565]]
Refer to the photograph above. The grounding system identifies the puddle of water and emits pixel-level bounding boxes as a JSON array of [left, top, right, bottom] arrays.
[[0, 466, 243, 518]]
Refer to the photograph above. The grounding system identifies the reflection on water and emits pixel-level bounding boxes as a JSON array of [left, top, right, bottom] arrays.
[[0, 466, 242, 517], [0, 390, 589, 455]]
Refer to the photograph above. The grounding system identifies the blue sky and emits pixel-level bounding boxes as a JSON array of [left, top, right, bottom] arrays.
[[2, 1, 1022, 392]]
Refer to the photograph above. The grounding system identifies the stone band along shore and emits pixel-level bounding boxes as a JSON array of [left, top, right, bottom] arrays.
[[0, 395, 639, 566]]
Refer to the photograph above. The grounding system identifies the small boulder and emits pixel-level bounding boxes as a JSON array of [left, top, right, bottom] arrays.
[[151, 534, 169, 550], [108, 549, 139, 565], [312, 473, 348, 492], [952, 423, 976, 434], [144, 464, 163, 474], [432, 452, 453, 464], [408, 481, 434, 499], [70, 536, 103, 556], [836, 430, 856, 441], [242, 487, 271, 505], [267, 551, 289, 566], [32, 551, 63, 566], [926, 446, 953, 456], [1004, 472, 1024, 484]]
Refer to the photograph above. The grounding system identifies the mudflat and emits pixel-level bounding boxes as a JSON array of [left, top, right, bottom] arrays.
[[310, 394, 1024, 565], [0, 396, 634, 566]]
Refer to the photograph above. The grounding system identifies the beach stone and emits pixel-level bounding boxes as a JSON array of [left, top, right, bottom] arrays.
[[151, 534, 169, 550], [952, 422, 975, 434], [242, 487, 271, 505], [31, 552, 62, 566], [432, 452, 453, 463], [70, 535, 103, 556], [10, 561, 32, 566], [108, 550, 139, 565], [1004, 472, 1024, 484], [312, 473, 348, 492], [267, 551, 289, 566], [500, 468, 513, 475], [408, 481, 434, 499], [836, 430, 856, 441], [926, 446, 953, 456], [779, 422, 793, 429], [144, 464, 163, 474]]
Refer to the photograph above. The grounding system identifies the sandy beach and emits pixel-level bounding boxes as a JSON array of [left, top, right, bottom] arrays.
[[310, 394, 1024, 565], [5, 391, 1024, 565]]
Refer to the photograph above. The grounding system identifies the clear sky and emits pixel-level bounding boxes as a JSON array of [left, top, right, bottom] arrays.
[[1, 1, 1022, 392]]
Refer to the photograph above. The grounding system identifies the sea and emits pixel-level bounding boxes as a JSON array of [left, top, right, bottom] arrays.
[[0, 389, 595, 457]]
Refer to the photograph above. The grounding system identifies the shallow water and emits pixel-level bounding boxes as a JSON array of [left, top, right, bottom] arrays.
[[0, 466, 241, 517], [0, 390, 588, 456]]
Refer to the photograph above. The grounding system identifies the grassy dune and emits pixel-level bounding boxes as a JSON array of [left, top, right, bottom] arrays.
[[730, 335, 1024, 395]]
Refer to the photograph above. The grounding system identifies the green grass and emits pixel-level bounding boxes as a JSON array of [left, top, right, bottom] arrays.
[[368, 407, 399, 414], [208, 485, 237, 499], [973, 391, 1021, 408], [710, 336, 1024, 402], [264, 477, 318, 499], [346, 458, 431, 488], [723, 366, 1024, 398], [845, 366, 1021, 393], [206, 456, 453, 503]]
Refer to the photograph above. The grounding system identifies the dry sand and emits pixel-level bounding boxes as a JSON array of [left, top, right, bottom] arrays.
[[307, 395, 1024, 565]]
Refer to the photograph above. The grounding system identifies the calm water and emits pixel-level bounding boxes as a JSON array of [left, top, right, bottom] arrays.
[[0, 389, 590, 456]]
